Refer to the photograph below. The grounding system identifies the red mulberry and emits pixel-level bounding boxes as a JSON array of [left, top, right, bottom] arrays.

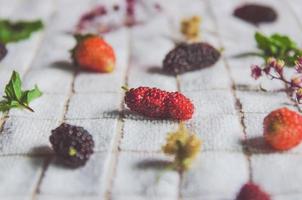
[[236, 182, 270, 200], [124, 87, 194, 120]]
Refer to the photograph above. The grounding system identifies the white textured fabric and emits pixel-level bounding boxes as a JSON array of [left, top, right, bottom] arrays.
[[0, 0, 301, 199]]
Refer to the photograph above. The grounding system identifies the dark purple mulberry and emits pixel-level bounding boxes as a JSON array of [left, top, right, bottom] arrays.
[[233, 4, 277, 25], [163, 42, 220, 75], [50, 123, 94, 168], [0, 43, 7, 62]]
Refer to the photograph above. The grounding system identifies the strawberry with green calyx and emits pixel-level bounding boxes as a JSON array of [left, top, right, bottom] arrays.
[[263, 107, 302, 150], [71, 34, 115, 73]]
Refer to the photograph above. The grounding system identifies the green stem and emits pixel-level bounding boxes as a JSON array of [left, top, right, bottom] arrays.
[[232, 52, 264, 58], [20, 103, 34, 112], [218, 47, 224, 53]]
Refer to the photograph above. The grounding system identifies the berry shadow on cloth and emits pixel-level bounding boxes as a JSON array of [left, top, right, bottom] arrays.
[[240, 137, 281, 154]]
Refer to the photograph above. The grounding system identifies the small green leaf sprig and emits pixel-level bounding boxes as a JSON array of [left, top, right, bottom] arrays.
[[254, 32, 302, 66], [0, 71, 42, 112], [0, 19, 43, 44], [249, 32, 302, 104]]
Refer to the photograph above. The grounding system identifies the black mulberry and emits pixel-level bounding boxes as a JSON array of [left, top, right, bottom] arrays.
[[0, 43, 7, 62], [163, 42, 220, 75], [233, 4, 277, 25], [50, 123, 94, 168]]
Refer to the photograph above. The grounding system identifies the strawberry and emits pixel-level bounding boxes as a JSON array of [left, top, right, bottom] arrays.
[[123, 86, 194, 120], [236, 182, 270, 200], [72, 34, 115, 73], [263, 107, 302, 150]]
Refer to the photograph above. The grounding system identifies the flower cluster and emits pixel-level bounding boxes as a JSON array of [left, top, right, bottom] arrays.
[[180, 16, 201, 42], [162, 123, 202, 171], [251, 57, 302, 103], [76, 1, 162, 34]]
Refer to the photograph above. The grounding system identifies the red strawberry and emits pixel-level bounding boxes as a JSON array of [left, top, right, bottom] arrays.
[[123, 87, 194, 120], [72, 34, 115, 73], [263, 107, 302, 150], [236, 182, 270, 200]]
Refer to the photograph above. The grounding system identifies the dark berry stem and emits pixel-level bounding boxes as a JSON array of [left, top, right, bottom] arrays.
[[121, 86, 129, 91], [21, 103, 35, 112]]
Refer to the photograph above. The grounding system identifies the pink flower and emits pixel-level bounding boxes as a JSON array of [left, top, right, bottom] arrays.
[[263, 57, 274, 75], [251, 64, 262, 80], [267, 57, 284, 75], [267, 57, 276, 64], [295, 57, 302, 73], [291, 75, 302, 88], [276, 60, 285, 74]]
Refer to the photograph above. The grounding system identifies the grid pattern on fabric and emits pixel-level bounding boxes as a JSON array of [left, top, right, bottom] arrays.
[[0, 0, 302, 199]]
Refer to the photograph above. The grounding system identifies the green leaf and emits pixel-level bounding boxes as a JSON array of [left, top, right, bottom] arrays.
[[0, 71, 42, 113], [0, 19, 43, 44], [21, 85, 42, 105], [255, 32, 271, 51], [231, 52, 264, 58], [0, 100, 19, 112], [0, 100, 11, 112], [271, 34, 297, 49], [253, 32, 302, 66], [4, 71, 22, 101]]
